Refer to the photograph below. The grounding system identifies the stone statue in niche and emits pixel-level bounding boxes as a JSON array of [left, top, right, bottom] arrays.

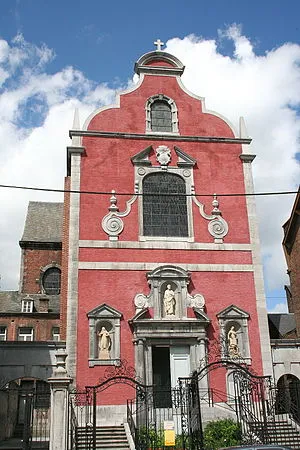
[[163, 284, 176, 316], [98, 327, 111, 360], [227, 326, 240, 358]]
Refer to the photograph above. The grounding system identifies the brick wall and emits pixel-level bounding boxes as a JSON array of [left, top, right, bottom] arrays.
[[0, 315, 60, 341], [21, 248, 62, 294], [287, 226, 300, 335]]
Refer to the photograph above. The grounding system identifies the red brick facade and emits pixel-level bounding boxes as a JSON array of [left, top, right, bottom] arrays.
[[66, 50, 271, 404]]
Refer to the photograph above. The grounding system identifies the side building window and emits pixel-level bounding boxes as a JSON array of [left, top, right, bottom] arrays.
[[51, 327, 60, 341], [146, 95, 179, 133], [42, 267, 61, 295], [18, 327, 34, 341], [22, 299, 33, 313], [0, 326, 7, 341], [143, 172, 188, 237]]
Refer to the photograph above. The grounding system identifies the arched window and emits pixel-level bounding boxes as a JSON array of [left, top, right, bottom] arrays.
[[146, 95, 179, 133], [143, 173, 188, 237], [151, 100, 172, 132], [42, 267, 61, 295]]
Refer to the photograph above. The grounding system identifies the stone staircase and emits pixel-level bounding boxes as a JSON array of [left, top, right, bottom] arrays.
[[75, 425, 130, 450], [249, 417, 300, 450]]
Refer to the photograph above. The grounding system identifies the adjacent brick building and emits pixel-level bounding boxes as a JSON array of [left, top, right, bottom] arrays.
[[282, 188, 300, 334], [0, 201, 63, 343]]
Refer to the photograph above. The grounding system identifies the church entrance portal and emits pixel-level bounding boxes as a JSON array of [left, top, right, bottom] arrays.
[[152, 345, 190, 408]]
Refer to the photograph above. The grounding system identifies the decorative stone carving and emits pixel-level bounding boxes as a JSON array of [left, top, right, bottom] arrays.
[[227, 326, 240, 358], [192, 193, 229, 243], [217, 305, 251, 364], [98, 327, 111, 360], [208, 216, 229, 241], [134, 293, 149, 310], [87, 304, 122, 367], [188, 293, 205, 309], [155, 145, 171, 167], [102, 190, 137, 241], [163, 284, 176, 316]]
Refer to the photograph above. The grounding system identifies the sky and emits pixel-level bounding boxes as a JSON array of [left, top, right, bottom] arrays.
[[0, 0, 299, 313]]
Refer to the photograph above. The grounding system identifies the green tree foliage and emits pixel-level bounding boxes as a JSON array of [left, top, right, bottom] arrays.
[[204, 418, 242, 450]]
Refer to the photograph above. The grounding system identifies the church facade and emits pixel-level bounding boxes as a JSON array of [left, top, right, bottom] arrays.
[[63, 45, 272, 411]]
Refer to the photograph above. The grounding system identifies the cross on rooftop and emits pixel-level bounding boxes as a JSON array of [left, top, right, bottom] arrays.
[[154, 39, 164, 51]]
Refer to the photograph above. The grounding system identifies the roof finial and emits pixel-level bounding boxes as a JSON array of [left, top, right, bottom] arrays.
[[73, 107, 80, 130], [154, 39, 164, 51]]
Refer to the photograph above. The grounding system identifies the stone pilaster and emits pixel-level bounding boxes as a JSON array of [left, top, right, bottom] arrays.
[[48, 349, 72, 450]]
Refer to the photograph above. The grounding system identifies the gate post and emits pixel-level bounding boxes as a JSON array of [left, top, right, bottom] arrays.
[[48, 349, 72, 450]]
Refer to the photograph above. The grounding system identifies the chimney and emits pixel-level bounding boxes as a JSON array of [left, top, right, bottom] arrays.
[[38, 297, 49, 313]]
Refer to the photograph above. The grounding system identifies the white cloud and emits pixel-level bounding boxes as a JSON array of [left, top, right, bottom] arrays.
[[0, 35, 116, 289], [0, 29, 299, 316], [268, 303, 289, 314]]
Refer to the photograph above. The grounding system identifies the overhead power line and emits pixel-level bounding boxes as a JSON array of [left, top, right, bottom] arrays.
[[0, 184, 298, 198]]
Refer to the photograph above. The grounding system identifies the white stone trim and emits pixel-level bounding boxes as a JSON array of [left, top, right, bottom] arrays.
[[78, 262, 253, 272], [241, 159, 273, 376], [176, 78, 241, 139], [79, 240, 252, 251], [82, 76, 145, 131], [66, 153, 82, 382]]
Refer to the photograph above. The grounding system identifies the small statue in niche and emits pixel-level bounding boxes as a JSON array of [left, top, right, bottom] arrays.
[[163, 284, 176, 316], [227, 326, 240, 358], [98, 326, 111, 360]]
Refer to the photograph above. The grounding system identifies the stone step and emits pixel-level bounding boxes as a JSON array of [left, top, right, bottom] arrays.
[[75, 425, 129, 450]]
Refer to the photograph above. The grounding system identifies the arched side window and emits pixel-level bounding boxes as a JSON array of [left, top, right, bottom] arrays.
[[143, 172, 188, 237], [42, 267, 61, 295], [146, 95, 179, 133]]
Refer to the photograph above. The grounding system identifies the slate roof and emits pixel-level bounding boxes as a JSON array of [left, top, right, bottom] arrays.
[[268, 313, 296, 339], [0, 291, 60, 314], [20, 202, 63, 243]]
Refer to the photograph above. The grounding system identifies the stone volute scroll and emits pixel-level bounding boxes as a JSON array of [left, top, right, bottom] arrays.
[[102, 190, 138, 241], [192, 193, 229, 243]]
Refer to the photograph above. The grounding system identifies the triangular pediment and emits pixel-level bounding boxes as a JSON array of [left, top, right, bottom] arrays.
[[217, 304, 249, 319], [129, 308, 150, 323], [87, 303, 122, 319], [193, 308, 210, 324], [174, 146, 197, 167], [131, 146, 153, 166]]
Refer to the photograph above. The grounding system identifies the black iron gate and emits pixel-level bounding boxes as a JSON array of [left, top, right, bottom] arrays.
[[0, 385, 51, 450], [69, 358, 298, 450], [68, 358, 205, 450]]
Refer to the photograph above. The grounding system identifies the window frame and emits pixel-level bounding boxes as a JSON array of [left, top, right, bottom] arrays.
[[142, 172, 189, 238], [0, 326, 7, 341], [146, 94, 179, 135], [51, 326, 60, 341], [18, 327, 34, 342], [21, 299, 34, 313], [136, 167, 194, 242], [41, 266, 61, 295]]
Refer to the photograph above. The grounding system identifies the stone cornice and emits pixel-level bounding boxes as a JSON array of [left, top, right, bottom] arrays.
[[69, 129, 252, 145], [19, 240, 62, 250], [239, 154, 256, 163]]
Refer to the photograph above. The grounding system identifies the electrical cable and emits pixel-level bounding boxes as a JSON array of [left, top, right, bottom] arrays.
[[0, 184, 298, 197]]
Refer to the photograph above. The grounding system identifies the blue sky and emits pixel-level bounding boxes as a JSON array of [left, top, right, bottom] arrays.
[[0, 0, 299, 312], [2, 0, 300, 84]]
